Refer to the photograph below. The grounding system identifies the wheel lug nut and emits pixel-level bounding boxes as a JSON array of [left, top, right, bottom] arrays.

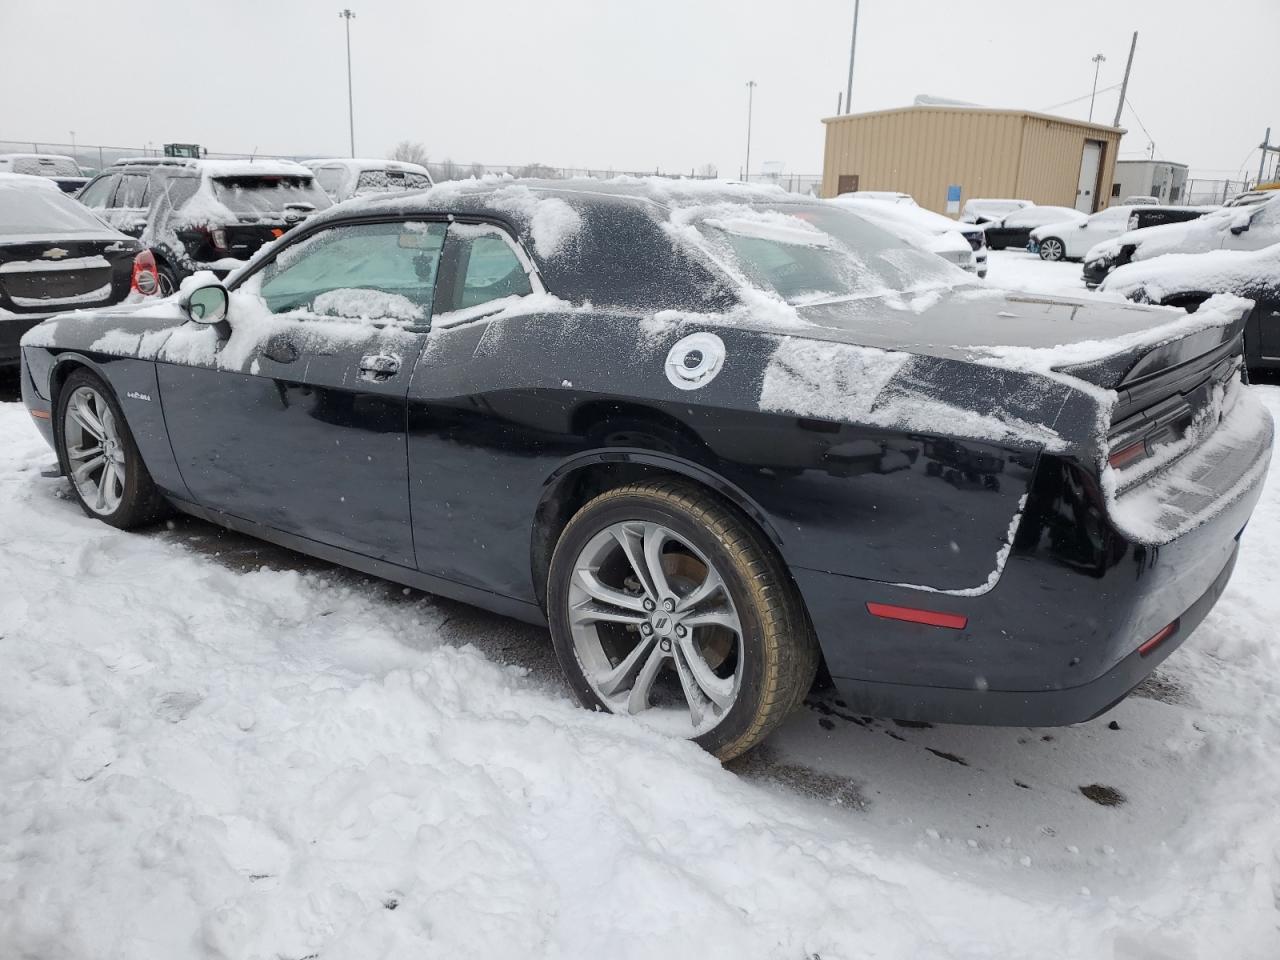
[[640, 622, 653, 635], [662, 598, 675, 612], [674, 624, 686, 638], [643, 598, 656, 612]]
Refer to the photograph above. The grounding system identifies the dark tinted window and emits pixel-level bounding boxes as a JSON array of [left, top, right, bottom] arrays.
[[210, 176, 332, 217], [0, 184, 113, 235], [454, 227, 533, 309]]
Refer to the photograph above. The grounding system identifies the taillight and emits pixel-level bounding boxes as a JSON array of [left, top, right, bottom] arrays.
[[131, 250, 159, 296], [1107, 439, 1149, 470], [210, 227, 228, 252]]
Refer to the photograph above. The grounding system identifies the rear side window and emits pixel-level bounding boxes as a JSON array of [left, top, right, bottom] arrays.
[[0, 184, 112, 235], [253, 220, 445, 322], [455, 226, 533, 308], [311, 166, 345, 197], [12, 156, 80, 177], [211, 175, 332, 218], [77, 175, 117, 209], [114, 174, 151, 209]]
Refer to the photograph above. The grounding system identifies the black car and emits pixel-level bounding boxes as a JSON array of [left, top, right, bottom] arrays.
[[76, 158, 331, 294], [0, 173, 142, 369], [1100, 243, 1280, 372], [982, 205, 1084, 250], [17, 180, 1273, 760], [1124, 204, 1216, 232]]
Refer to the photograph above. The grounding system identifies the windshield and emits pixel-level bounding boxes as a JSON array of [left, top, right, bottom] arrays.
[[0, 184, 112, 235], [210, 175, 332, 218], [690, 203, 970, 304]]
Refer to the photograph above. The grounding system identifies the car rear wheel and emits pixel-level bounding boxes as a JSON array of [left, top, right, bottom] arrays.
[[157, 263, 179, 297], [1038, 237, 1066, 261], [547, 479, 819, 761], [55, 368, 167, 529]]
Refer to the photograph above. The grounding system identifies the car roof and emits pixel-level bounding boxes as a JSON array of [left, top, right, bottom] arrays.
[[304, 158, 430, 174], [110, 157, 313, 178], [0, 171, 62, 189]]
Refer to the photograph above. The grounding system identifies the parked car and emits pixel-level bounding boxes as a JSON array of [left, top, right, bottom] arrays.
[[303, 158, 434, 202], [19, 180, 1272, 761], [1030, 205, 1139, 262], [834, 195, 987, 277], [838, 190, 916, 205], [0, 173, 144, 369], [1100, 243, 1280, 372], [982, 205, 1084, 250], [1083, 194, 1280, 288], [1225, 189, 1278, 208], [1125, 204, 1217, 231], [0, 153, 88, 193], [959, 198, 1032, 226], [76, 158, 331, 293]]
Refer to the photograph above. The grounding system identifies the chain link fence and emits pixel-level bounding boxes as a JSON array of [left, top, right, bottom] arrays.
[[1182, 178, 1256, 205]]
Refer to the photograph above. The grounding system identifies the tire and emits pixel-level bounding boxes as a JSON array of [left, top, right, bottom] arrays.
[[54, 368, 168, 529], [547, 478, 819, 761], [157, 262, 180, 297], [1038, 237, 1066, 261]]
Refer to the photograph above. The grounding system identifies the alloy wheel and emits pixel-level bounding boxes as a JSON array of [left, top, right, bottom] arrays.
[[567, 520, 743, 735], [62, 385, 126, 516], [1039, 238, 1065, 261]]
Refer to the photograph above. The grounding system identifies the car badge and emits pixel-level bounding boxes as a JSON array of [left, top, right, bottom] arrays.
[[43, 247, 70, 259]]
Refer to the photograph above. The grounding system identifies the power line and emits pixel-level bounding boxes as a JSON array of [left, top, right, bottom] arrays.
[[1038, 82, 1122, 113], [1121, 96, 1158, 159]]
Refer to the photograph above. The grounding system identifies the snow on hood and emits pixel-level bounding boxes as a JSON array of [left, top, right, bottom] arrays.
[[1100, 243, 1280, 301]]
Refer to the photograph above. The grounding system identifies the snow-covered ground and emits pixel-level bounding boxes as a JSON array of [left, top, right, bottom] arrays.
[[3, 260, 1280, 957], [984, 249, 1101, 298]]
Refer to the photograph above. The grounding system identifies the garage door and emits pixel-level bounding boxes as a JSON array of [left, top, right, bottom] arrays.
[[1076, 141, 1102, 213]]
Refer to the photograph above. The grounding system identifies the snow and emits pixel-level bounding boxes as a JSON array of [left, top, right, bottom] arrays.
[[311, 289, 425, 323], [3, 383, 1280, 957], [0, 255, 111, 274], [1100, 242, 1280, 301], [701, 209, 834, 247], [10, 281, 112, 308], [431, 292, 578, 330], [1086, 195, 1280, 266], [487, 185, 583, 258]]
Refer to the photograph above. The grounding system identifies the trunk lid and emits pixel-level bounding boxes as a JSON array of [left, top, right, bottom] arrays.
[[0, 234, 140, 314]]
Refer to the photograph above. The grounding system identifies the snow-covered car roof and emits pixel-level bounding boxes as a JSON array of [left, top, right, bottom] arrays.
[[1100, 242, 1280, 303], [832, 196, 978, 237], [1085, 194, 1280, 265], [991, 206, 1084, 229], [303, 158, 430, 175], [838, 190, 916, 205], [0, 171, 62, 190], [961, 198, 1032, 216], [111, 157, 315, 179]]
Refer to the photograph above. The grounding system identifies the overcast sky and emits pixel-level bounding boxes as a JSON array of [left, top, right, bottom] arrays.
[[2, 0, 1275, 182]]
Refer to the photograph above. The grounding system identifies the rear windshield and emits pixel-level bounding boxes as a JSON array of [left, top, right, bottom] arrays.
[[354, 169, 432, 194], [691, 203, 968, 304], [11, 156, 81, 178], [210, 175, 332, 218], [0, 185, 112, 236]]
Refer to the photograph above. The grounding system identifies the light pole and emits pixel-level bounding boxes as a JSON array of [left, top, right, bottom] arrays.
[[339, 9, 356, 157], [1088, 53, 1106, 122], [744, 80, 757, 180], [69, 130, 76, 167], [845, 0, 860, 114]]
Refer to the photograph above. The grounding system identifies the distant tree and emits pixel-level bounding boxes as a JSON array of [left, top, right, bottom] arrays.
[[431, 157, 460, 182], [697, 163, 718, 179], [467, 162, 486, 179], [389, 140, 429, 166], [515, 162, 559, 179]]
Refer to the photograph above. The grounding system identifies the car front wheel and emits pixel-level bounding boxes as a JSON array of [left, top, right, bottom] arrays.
[[55, 368, 168, 528], [547, 479, 819, 761], [1038, 237, 1066, 261]]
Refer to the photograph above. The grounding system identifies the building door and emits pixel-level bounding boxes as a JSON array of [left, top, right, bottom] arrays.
[[837, 174, 859, 196], [1076, 141, 1103, 212]]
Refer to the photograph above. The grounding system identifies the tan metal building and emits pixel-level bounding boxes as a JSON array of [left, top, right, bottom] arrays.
[[821, 105, 1125, 216]]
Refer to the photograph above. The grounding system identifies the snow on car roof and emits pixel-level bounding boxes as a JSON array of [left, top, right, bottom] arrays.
[[197, 159, 315, 179], [1101, 242, 1280, 301], [833, 196, 972, 235], [0, 171, 61, 190], [303, 158, 430, 175]]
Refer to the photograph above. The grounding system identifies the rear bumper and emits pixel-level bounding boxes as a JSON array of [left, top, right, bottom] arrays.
[[797, 408, 1271, 726], [0, 312, 55, 367]]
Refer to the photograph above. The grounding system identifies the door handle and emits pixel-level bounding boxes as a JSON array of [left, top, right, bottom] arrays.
[[263, 336, 300, 364], [358, 353, 401, 382]]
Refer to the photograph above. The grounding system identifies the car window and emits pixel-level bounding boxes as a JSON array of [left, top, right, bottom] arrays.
[[354, 169, 432, 195], [77, 175, 117, 209], [254, 220, 446, 324], [115, 174, 151, 209], [311, 166, 345, 197], [454, 226, 534, 309], [211, 175, 332, 218]]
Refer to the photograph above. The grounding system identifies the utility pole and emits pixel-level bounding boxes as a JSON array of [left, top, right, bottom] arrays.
[[339, 9, 356, 158], [844, 0, 860, 114], [1088, 53, 1106, 122], [836, 92, 842, 115], [1112, 31, 1137, 128], [69, 130, 76, 167], [744, 80, 757, 180], [1259, 128, 1276, 186]]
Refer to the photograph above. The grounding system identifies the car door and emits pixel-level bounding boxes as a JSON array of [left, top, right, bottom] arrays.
[[76, 173, 119, 213], [1065, 207, 1128, 258], [101, 173, 151, 237], [156, 217, 447, 566]]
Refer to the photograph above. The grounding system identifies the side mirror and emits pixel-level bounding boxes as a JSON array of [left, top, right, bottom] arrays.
[[183, 284, 229, 325], [1229, 224, 1248, 236]]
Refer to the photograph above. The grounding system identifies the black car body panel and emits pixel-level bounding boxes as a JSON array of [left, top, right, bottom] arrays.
[[17, 181, 1274, 727]]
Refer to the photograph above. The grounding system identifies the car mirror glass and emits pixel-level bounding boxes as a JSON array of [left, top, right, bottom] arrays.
[[185, 284, 229, 325]]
